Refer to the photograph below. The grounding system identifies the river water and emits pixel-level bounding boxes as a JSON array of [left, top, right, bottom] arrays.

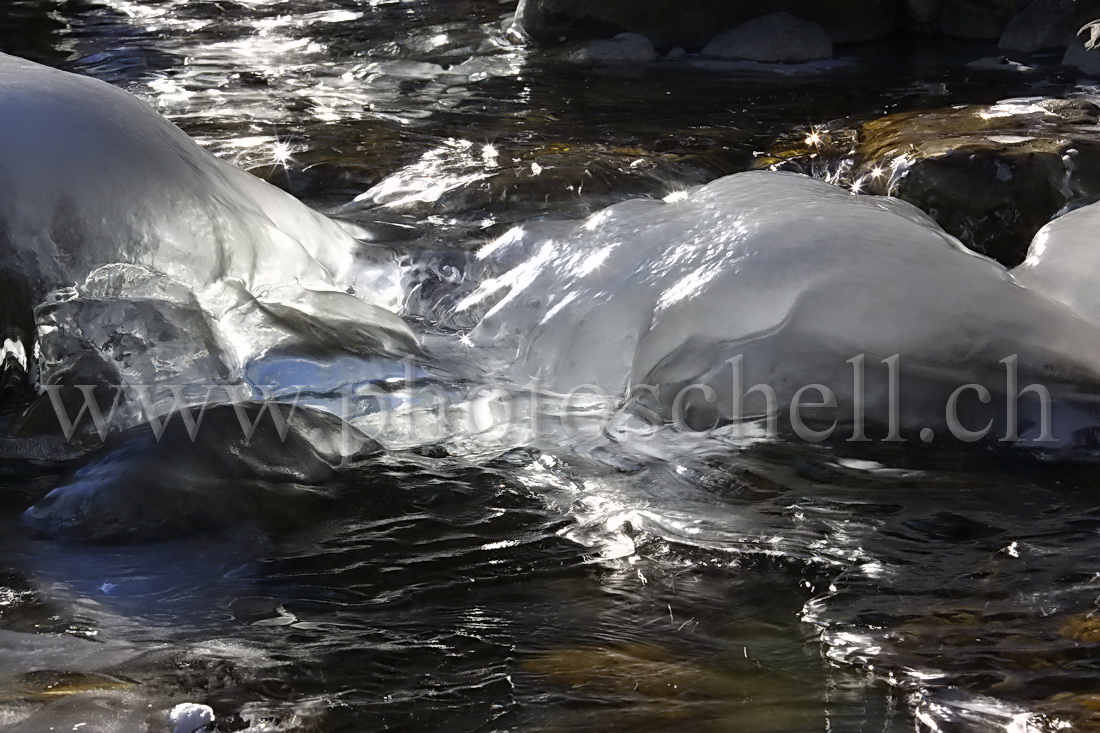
[[2, 1, 1100, 731]]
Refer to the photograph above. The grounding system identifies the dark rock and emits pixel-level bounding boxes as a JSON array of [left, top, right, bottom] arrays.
[[702, 13, 833, 62], [937, 0, 1024, 39], [512, 0, 899, 49], [761, 99, 1100, 266], [1064, 19, 1100, 74], [999, 0, 1079, 51]]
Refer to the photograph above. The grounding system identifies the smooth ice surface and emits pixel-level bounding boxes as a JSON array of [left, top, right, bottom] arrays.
[[1015, 200, 1100, 322], [464, 171, 1100, 436], [0, 52, 365, 297]]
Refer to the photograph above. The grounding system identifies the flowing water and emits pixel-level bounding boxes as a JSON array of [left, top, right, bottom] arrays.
[[4, 1, 1100, 731]]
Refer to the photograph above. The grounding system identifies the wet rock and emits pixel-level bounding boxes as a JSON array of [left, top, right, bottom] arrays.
[[999, 0, 1080, 51], [937, 0, 1024, 39], [526, 643, 718, 699], [1064, 20, 1100, 75], [702, 13, 833, 62], [512, 0, 898, 49], [763, 98, 1100, 265], [22, 404, 382, 543], [568, 32, 658, 63]]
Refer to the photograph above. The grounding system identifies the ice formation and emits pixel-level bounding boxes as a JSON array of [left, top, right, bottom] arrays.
[[168, 703, 215, 733], [0, 52, 413, 426], [463, 171, 1100, 440], [1015, 201, 1100, 323]]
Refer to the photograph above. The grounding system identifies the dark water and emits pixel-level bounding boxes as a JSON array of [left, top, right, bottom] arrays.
[[3, 1, 1100, 731]]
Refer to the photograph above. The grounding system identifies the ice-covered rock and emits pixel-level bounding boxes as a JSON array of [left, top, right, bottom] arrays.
[[463, 170, 1100, 440], [23, 403, 382, 542], [0, 52, 416, 429], [702, 14, 833, 63], [0, 53, 377, 299], [168, 703, 215, 733]]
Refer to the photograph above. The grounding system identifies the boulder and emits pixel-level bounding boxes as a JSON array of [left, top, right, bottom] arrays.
[[702, 13, 833, 62], [760, 98, 1100, 266], [937, 0, 1024, 39], [999, 0, 1079, 51], [512, 0, 898, 49]]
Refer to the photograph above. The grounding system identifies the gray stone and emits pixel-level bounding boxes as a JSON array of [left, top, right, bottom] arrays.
[[702, 13, 833, 62]]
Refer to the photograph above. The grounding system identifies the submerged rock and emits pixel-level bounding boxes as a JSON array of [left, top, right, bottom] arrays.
[[464, 170, 1100, 441], [22, 404, 382, 542], [345, 137, 713, 226], [702, 13, 833, 62], [763, 98, 1100, 265], [568, 32, 658, 64]]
